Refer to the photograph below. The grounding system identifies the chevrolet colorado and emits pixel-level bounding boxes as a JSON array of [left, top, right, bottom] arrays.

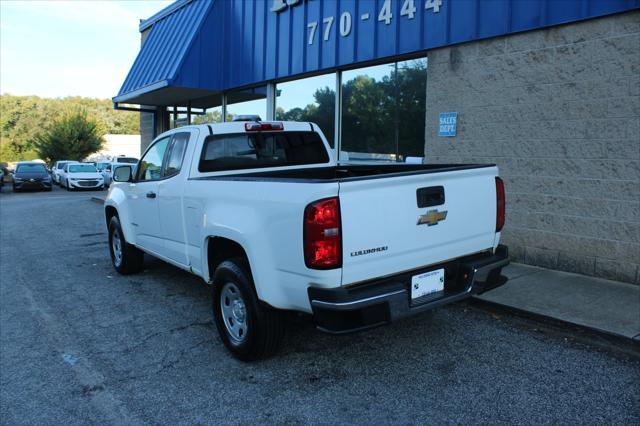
[[104, 120, 509, 360]]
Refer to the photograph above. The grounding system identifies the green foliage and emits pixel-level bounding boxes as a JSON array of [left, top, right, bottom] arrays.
[[33, 111, 105, 162], [191, 109, 233, 125], [276, 60, 426, 156], [0, 95, 139, 162]]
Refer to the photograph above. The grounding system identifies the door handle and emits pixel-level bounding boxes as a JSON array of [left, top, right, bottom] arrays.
[[146, 191, 157, 199]]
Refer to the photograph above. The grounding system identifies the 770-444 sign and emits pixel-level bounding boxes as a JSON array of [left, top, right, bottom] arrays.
[[272, 0, 443, 45], [272, 0, 442, 16]]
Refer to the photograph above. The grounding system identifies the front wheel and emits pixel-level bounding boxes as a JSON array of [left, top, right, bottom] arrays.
[[108, 216, 144, 274], [212, 258, 284, 361]]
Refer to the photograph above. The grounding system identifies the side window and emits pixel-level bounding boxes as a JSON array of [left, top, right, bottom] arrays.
[[137, 137, 170, 181], [163, 132, 190, 178]]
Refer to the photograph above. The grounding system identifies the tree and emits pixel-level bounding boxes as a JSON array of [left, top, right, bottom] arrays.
[[274, 60, 426, 156], [0, 95, 139, 162], [33, 110, 105, 162]]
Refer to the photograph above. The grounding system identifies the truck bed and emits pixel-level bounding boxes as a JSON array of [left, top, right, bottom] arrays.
[[198, 163, 495, 182]]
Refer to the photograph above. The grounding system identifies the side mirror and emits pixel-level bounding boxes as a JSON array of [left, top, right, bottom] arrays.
[[113, 165, 132, 182]]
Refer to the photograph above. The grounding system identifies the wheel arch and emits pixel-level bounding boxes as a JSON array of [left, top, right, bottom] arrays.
[[105, 205, 118, 229], [206, 236, 252, 283]]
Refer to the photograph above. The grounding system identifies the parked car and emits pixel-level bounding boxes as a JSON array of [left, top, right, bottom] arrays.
[[103, 157, 139, 186], [88, 162, 113, 186], [104, 121, 508, 360], [0, 168, 4, 190], [12, 162, 52, 192], [61, 163, 105, 191], [52, 160, 77, 184]]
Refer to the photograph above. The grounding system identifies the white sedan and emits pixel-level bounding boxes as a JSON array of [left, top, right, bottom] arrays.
[[61, 163, 105, 191]]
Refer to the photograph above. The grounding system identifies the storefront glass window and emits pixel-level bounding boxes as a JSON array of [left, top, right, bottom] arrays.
[[192, 106, 224, 125], [191, 94, 225, 124], [340, 58, 427, 162], [168, 106, 190, 129], [276, 74, 336, 148], [227, 86, 268, 121]]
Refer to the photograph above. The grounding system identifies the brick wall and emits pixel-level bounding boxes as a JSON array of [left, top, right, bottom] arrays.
[[424, 11, 639, 284]]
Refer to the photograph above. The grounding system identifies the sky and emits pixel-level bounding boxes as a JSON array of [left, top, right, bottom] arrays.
[[0, 0, 172, 99], [0, 0, 398, 111]]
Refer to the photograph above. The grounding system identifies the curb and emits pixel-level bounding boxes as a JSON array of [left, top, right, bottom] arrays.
[[468, 297, 640, 358]]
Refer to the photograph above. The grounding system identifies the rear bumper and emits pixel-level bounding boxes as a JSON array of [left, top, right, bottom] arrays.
[[308, 245, 509, 334]]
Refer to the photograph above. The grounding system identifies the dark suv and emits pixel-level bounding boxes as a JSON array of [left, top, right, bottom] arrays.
[[12, 162, 52, 192]]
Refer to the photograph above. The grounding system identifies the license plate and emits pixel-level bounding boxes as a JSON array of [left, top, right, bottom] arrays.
[[411, 268, 445, 300]]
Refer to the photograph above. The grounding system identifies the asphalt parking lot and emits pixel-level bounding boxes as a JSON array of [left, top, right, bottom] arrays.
[[1, 187, 639, 425]]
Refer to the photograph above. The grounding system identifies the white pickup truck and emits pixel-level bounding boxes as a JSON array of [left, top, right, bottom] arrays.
[[105, 120, 509, 360]]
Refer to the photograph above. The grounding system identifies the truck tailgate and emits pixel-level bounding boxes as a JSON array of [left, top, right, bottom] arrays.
[[339, 166, 498, 285]]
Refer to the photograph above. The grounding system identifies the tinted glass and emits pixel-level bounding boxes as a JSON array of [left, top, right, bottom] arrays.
[[57, 162, 69, 169], [276, 74, 336, 147], [199, 131, 329, 172], [16, 164, 46, 173], [69, 164, 97, 173], [164, 133, 189, 177], [116, 157, 138, 164], [227, 86, 267, 121], [341, 59, 427, 161], [138, 137, 170, 181]]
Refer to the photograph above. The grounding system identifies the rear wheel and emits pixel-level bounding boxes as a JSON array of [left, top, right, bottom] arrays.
[[212, 258, 284, 361], [108, 216, 144, 274]]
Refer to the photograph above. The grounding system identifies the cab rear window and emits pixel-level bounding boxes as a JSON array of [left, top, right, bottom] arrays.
[[198, 131, 329, 173]]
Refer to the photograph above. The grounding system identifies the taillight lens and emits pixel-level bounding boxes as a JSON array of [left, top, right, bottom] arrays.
[[495, 177, 505, 232], [304, 197, 342, 269]]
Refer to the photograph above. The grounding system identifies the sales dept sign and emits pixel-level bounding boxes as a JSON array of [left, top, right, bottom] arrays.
[[439, 112, 457, 137]]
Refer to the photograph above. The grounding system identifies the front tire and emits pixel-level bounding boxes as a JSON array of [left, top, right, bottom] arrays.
[[212, 258, 284, 361], [108, 216, 144, 275]]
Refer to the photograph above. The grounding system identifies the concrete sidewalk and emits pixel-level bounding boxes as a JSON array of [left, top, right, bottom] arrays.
[[477, 263, 640, 341]]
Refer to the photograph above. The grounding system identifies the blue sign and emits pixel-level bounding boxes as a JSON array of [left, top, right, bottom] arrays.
[[439, 112, 457, 137]]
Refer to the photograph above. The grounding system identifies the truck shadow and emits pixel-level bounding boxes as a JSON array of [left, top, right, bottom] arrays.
[[138, 255, 448, 362]]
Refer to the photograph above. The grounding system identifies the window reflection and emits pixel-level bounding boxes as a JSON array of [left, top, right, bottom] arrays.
[[276, 74, 336, 147], [227, 86, 268, 121], [341, 58, 427, 162]]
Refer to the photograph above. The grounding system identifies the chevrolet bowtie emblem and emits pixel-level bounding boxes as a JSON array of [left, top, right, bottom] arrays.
[[417, 209, 448, 226]]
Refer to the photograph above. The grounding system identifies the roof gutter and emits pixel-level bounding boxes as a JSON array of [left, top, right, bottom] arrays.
[[112, 80, 170, 104]]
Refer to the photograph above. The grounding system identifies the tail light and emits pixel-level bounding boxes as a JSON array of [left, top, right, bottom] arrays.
[[304, 197, 342, 269], [495, 177, 505, 232]]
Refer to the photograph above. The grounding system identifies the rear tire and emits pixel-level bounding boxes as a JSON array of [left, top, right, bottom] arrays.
[[212, 258, 284, 361], [108, 216, 144, 275]]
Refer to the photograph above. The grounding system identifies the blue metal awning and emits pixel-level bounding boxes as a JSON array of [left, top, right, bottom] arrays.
[[113, 0, 217, 106], [116, 0, 640, 108]]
